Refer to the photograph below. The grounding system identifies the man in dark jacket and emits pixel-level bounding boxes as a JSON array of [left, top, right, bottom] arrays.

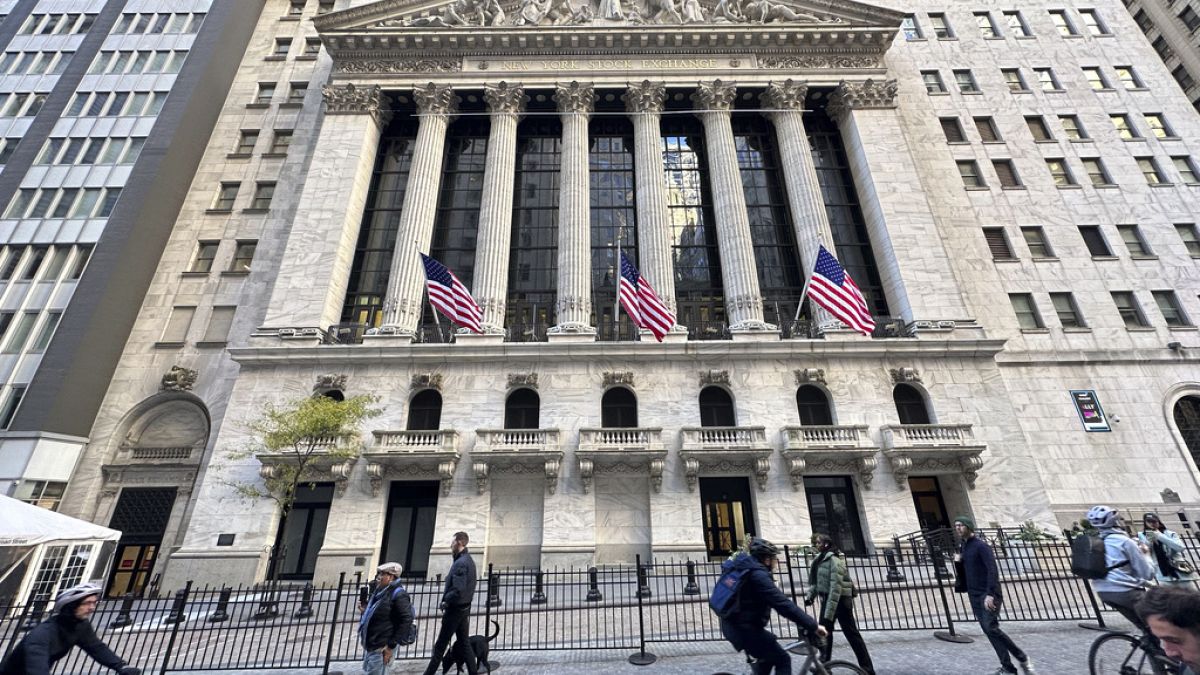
[[1, 583, 140, 675], [954, 516, 1034, 675], [358, 562, 415, 675], [422, 531, 480, 675], [720, 537, 825, 675]]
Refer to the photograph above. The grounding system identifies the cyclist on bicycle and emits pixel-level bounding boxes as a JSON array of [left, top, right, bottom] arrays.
[[719, 537, 827, 675], [1086, 506, 1157, 639], [1136, 585, 1200, 675], [0, 583, 142, 675]]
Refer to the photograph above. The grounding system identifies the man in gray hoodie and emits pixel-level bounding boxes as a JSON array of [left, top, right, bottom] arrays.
[[1085, 505, 1156, 634]]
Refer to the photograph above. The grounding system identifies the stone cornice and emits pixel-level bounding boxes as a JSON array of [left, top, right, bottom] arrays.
[[825, 77, 897, 118]]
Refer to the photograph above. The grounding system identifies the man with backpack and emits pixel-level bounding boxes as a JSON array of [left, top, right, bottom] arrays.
[[954, 516, 1034, 675], [714, 537, 826, 674], [358, 562, 415, 675], [1081, 505, 1156, 636]]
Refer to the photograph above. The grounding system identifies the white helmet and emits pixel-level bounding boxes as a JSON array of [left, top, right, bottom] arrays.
[[54, 583, 103, 612], [1087, 505, 1120, 529]]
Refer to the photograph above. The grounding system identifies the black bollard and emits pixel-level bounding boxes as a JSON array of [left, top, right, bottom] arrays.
[[294, 582, 314, 618], [586, 566, 603, 602], [22, 595, 49, 630], [885, 549, 906, 583], [110, 593, 136, 628], [252, 581, 280, 620], [636, 562, 651, 599], [163, 588, 188, 625], [208, 587, 231, 623], [486, 572, 502, 608], [891, 534, 904, 565], [530, 570, 547, 605], [683, 561, 700, 595]]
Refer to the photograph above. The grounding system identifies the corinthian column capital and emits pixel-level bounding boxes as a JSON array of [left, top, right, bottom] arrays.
[[623, 80, 666, 114], [760, 79, 809, 112], [484, 81, 527, 115], [554, 81, 595, 114], [825, 78, 898, 120], [413, 82, 458, 116], [691, 79, 738, 113], [322, 83, 390, 126]]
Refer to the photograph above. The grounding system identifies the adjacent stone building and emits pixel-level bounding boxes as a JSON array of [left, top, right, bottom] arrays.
[[38, 0, 1200, 592]]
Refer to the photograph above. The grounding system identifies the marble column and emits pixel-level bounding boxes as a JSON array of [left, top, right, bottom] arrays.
[[380, 83, 457, 337], [691, 80, 773, 333], [623, 81, 685, 337], [471, 82, 526, 336], [549, 82, 596, 338], [258, 84, 389, 340], [760, 80, 837, 332]]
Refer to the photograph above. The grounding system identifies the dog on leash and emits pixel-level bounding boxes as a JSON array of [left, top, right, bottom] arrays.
[[441, 619, 500, 673]]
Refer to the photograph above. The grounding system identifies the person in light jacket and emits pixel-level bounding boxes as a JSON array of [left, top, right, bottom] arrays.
[[1139, 513, 1197, 586], [804, 534, 874, 674]]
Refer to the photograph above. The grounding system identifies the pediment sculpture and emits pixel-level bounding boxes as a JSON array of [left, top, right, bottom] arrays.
[[378, 0, 843, 28]]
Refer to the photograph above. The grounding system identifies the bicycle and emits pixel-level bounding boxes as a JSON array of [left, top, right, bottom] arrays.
[[712, 638, 869, 675], [1088, 629, 1181, 675]]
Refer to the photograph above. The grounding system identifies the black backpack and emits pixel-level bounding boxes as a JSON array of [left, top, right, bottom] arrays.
[[1071, 532, 1127, 579]]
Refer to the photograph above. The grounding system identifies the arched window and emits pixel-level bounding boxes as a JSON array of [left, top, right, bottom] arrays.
[[407, 390, 442, 431], [504, 388, 540, 429], [699, 386, 736, 427], [796, 386, 833, 425], [1174, 395, 1200, 466], [321, 389, 345, 402], [601, 387, 638, 428], [893, 384, 931, 425]]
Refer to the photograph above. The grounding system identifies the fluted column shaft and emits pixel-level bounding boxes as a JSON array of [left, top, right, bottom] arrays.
[[472, 83, 525, 334], [550, 82, 596, 335], [382, 84, 456, 335], [762, 80, 836, 330], [624, 81, 682, 329], [692, 80, 770, 331]]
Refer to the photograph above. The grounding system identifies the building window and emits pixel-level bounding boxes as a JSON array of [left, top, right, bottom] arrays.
[[1155, 291, 1191, 327], [1134, 9, 1153, 32], [317, 1, 335, 14], [1010, 293, 1044, 329], [269, 130, 293, 155], [20, 246, 47, 280], [940, 117, 966, 143], [303, 38, 321, 56], [975, 117, 1002, 142], [699, 386, 736, 427], [30, 311, 62, 352], [929, 13, 954, 38], [1110, 114, 1139, 140], [1078, 9, 1109, 35], [201, 306, 236, 343], [1081, 158, 1112, 186], [796, 385, 833, 425], [189, 241, 219, 273], [1046, 159, 1075, 186], [953, 70, 979, 93], [1049, 9, 1078, 35], [1022, 226, 1053, 258], [1034, 67, 1062, 91], [1174, 157, 1200, 184], [993, 160, 1022, 188], [1003, 11, 1031, 36], [1144, 114, 1173, 139], [1115, 66, 1143, 89], [1060, 115, 1088, 140], [922, 70, 946, 94], [1026, 116, 1052, 141], [234, 130, 258, 155], [505, 388, 541, 429], [231, 240, 256, 272], [161, 306, 195, 343], [1173, 66, 1196, 91], [1176, 224, 1200, 256], [1180, 6, 1200, 32], [1138, 157, 1168, 185], [601, 387, 637, 428], [250, 182, 275, 210], [957, 160, 985, 188], [0, 386, 26, 429], [287, 83, 307, 104], [983, 227, 1015, 260], [901, 15, 923, 39], [407, 389, 442, 430], [1079, 225, 1112, 256], [1153, 37, 1173, 60], [212, 182, 239, 210], [1050, 292, 1085, 328], [254, 83, 275, 105], [1174, 397, 1200, 468], [1082, 67, 1109, 90], [1002, 68, 1029, 92], [69, 245, 92, 280], [1118, 224, 1152, 256], [14, 480, 66, 511], [271, 38, 291, 58], [893, 384, 931, 424], [975, 12, 1000, 37], [2, 312, 38, 353], [1112, 291, 1148, 327]]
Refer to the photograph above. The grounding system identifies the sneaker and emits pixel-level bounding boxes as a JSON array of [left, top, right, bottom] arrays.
[[1019, 658, 1036, 674], [992, 668, 1017, 675]]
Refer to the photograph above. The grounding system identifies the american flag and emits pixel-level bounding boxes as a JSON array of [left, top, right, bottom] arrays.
[[618, 252, 675, 342], [420, 253, 482, 334], [806, 245, 876, 337]]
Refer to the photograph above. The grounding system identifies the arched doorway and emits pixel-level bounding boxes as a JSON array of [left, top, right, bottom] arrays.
[[1174, 395, 1200, 468]]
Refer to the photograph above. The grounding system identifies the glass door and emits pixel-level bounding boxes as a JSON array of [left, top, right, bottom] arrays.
[[700, 477, 757, 561], [381, 481, 440, 579], [803, 476, 867, 555]]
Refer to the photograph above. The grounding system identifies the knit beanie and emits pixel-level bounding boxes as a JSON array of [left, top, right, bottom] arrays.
[[954, 515, 976, 531]]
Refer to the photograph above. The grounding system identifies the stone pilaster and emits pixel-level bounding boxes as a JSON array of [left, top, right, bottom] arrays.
[[472, 82, 526, 335], [691, 80, 774, 333], [549, 82, 596, 338], [623, 81, 685, 338], [380, 83, 457, 337], [760, 80, 837, 332], [258, 84, 389, 341]]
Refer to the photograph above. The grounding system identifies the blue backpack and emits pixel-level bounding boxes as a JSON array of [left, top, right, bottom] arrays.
[[708, 556, 751, 619]]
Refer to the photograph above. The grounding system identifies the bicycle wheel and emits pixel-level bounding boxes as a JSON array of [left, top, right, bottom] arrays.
[[1089, 632, 1156, 675], [815, 661, 869, 675]]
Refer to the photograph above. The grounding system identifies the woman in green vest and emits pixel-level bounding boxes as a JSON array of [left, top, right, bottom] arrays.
[[805, 534, 875, 674]]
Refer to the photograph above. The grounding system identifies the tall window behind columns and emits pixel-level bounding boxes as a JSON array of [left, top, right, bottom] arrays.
[[662, 116, 725, 338], [732, 114, 805, 331], [589, 115, 637, 341], [506, 114, 562, 341]]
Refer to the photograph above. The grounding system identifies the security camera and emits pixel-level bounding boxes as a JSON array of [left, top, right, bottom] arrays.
[[1168, 341, 1183, 351]]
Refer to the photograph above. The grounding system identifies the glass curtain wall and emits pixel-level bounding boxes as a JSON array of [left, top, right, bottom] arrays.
[[589, 116, 638, 341], [506, 115, 561, 341]]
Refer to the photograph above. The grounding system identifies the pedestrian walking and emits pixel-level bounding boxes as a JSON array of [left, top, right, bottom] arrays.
[[0, 583, 141, 675], [1136, 585, 1200, 675], [422, 531, 480, 675], [804, 534, 875, 674], [358, 562, 414, 675], [1139, 512, 1197, 586], [953, 516, 1035, 675]]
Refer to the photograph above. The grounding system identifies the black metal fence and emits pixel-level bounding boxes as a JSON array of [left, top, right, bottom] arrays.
[[5, 529, 1198, 674]]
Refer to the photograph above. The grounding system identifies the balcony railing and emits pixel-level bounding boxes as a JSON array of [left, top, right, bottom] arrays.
[[680, 425, 768, 450], [475, 428, 561, 453], [128, 446, 195, 461], [881, 423, 986, 489], [881, 424, 976, 449], [594, 318, 640, 342], [371, 430, 459, 454], [780, 425, 879, 489], [578, 427, 663, 451], [686, 321, 730, 341], [505, 320, 549, 343], [577, 427, 667, 492], [327, 323, 369, 345], [473, 428, 564, 495], [781, 424, 871, 450], [679, 426, 772, 491], [364, 430, 461, 497]]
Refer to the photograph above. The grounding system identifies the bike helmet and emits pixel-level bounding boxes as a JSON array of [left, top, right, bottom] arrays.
[[54, 583, 103, 612], [747, 537, 779, 560], [1087, 505, 1120, 529]]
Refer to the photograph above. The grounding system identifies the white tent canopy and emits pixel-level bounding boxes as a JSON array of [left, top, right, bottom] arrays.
[[0, 493, 120, 546]]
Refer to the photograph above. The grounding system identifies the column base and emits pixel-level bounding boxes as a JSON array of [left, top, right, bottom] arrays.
[[646, 328, 689, 344], [455, 332, 505, 345]]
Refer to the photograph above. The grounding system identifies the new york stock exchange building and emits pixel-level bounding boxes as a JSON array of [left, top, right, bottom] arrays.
[[56, 0, 1200, 591]]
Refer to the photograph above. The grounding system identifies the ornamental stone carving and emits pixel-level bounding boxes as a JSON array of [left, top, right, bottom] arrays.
[[623, 81, 666, 114], [603, 371, 635, 387], [700, 370, 730, 386], [338, 58, 462, 74], [508, 373, 538, 389], [485, 82, 527, 114], [412, 373, 443, 390], [322, 83, 387, 121], [761, 79, 808, 111], [375, 0, 839, 27], [554, 81, 595, 114], [825, 79, 899, 119], [691, 79, 737, 112], [413, 83, 458, 116], [889, 367, 921, 384], [759, 55, 880, 70], [314, 374, 348, 392], [794, 368, 826, 385], [161, 366, 197, 391]]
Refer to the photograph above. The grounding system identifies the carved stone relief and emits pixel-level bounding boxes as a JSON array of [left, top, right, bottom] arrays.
[[699, 370, 730, 386], [338, 58, 462, 74], [507, 373, 539, 389], [161, 366, 197, 392], [314, 374, 348, 392], [794, 368, 826, 385], [411, 373, 444, 390], [889, 367, 921, 384], [378, 0, 842, 27], [603, 371, 635, 387]]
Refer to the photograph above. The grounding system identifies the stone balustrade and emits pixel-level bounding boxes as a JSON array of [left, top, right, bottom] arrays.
[[473, 428, 564, 495], [880, 423, 986, 489], [577, 427, 667, 493], [364, 430, 461, 497], [679, 425, 772, 491], [780, 425, 878, 490], [128, 446, 195, 461]]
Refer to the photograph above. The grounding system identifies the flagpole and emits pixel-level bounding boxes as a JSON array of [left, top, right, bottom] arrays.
[[793, 243, 823, 324], [417, 246, 448, 343], [614, 222, 624, 341]]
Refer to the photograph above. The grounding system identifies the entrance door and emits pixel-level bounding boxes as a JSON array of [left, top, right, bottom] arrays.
[[700, 477, 757, 561], [909, 476, 951, 531], [272, 483, 334, 581], [803, 476, 867, 555], [381, 481, 439, 578], [107, 487, 177, 597]]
